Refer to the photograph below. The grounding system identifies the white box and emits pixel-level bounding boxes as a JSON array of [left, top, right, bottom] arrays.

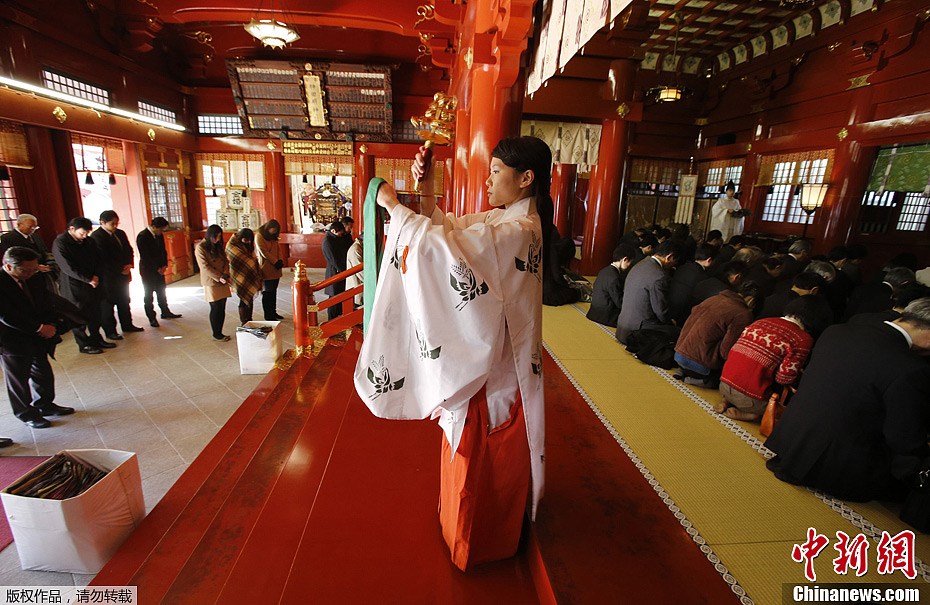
[[236, 320, 283, 374], [1, 449, 145, 574]]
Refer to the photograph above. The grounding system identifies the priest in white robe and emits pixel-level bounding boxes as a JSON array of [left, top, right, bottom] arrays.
[[354, 137, 551, 571], [709, 182, 745, 242]]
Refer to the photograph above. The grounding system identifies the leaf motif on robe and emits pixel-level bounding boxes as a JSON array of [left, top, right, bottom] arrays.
[[415, 325, 441, 360], [366, 355, 406, 399], [514, 232, 542, 281], [450, 258, 488, 311]]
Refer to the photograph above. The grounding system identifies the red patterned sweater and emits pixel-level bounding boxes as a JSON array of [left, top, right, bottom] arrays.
[[720, 317, 813, 400]]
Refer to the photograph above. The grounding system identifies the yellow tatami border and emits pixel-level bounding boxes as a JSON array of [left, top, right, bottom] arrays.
[[542, 303, 930, 605]]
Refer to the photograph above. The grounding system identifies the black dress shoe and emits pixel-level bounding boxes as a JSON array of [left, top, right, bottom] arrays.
[[24, 418, 51, 429], [0, 438, 13, 448], [213, 334, 231, 342], [97, 341, 117, 349], [105, 333, 124, 341], [273, 313, 285, 320], [80, 346, 103, 354], [37, 404, 75, 417], [150, 318, 160, 327], [122, 325, 145, 333], [161, 312, 182, 319]]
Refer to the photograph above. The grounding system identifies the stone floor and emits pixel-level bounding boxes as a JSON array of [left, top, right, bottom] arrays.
[[0, 268, 323, 585]]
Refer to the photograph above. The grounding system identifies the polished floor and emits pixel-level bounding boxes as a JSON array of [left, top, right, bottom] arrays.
[[0, 269, 313, 585]]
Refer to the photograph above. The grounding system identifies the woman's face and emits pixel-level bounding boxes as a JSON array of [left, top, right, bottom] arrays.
[[486, 157, 532, 208], [210, 232, 222, 244]]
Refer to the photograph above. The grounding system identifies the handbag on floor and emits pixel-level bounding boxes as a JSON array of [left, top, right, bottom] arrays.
[[760, 386, 791, 438]]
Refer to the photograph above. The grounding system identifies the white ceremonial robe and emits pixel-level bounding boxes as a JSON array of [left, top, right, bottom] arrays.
[[709, 194, 744, 241], [354, 196, 545, 516]]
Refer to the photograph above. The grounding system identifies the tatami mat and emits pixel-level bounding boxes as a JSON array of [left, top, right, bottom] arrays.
[[542, 302, 930, 604]]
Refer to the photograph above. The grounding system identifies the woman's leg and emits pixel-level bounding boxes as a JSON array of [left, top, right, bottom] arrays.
[[209, 299, 227, 338], [262, 279, 280, 320], [238, 299, 252, 325]]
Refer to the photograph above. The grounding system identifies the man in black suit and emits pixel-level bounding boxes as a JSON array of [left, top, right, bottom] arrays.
[[776, 239, 812, 289], [0, 214, 58, 292], [53, 217, 113, 355], [845, 266, 914, 320], [136, 217, 182, 328], [322, 220, 351, 320], [766, 297, 930, 503], [587, 243, 637, 327], [615, 241, 682, 344], [668, 244, 718, 325], [690, 260, 748, 308], [90, 210, 143, 340], [0, 246, 76, 430]]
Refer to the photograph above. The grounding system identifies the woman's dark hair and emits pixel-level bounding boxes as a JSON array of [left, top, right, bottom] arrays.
[[235, 228, 254, 252], [259, 219, 281, 241], [204, 224, 224, 256], [491, 136, 555, 278], [784, 294, 832, 336]]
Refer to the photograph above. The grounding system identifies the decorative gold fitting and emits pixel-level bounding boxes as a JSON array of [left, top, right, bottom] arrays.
[[147, 128, 156, 141], [266, 141, 277, 150], [359, 144, 368, 154], [52, 106, 67, 123], [837, 127, 849, 141], [308, 326, 324, 340], [615, 103, 630, 118], [293, 260, 308, 281], [414, 5, 435, 28], [307, 304, 320, 313]]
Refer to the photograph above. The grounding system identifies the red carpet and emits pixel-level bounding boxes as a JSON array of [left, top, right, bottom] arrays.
[[0, 456, 50, 552]]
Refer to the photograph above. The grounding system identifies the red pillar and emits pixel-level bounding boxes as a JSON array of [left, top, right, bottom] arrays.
[[580, 118, 628, 275], [551, 163, 576, 237], [815, 87, 876, 254], [353, 149, 374, 232], [453, 108, 471, 217], [265, 152, 288, 229], [466, 66, 525, 214]]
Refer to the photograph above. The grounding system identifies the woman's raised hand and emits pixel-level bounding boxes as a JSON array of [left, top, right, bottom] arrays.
[[375, 181, 400, 212]]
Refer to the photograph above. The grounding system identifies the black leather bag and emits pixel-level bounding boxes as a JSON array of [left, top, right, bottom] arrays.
[[900, 470, 930, 532], [626, 325, 680, 370]]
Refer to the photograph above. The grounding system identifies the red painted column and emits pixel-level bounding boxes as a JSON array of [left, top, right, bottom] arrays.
[[353, 149, 374, 232], [466, 66, 525, 214], [265, 152, 288, 229], [551, 163, 576, 237], [815, 87, 876, 254], [580, 118, 628, 275], [453, 108, 471, 217]]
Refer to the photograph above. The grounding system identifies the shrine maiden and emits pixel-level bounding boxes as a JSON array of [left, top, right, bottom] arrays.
[[354, 136, 550, 571], [709, 182, 745, 241]]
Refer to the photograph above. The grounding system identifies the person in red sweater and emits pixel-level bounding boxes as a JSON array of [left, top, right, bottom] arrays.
[[717, 295, 827, 421], [673, 281, 761, 388]]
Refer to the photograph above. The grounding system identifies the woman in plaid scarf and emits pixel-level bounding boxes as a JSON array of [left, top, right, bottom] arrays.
[[225, 228, 263, 325]]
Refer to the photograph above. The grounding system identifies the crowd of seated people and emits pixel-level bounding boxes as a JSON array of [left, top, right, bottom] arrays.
[[584, 222, 930, 520]]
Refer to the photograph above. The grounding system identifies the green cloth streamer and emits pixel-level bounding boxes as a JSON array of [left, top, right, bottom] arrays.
[[363, 178, 387, 333]]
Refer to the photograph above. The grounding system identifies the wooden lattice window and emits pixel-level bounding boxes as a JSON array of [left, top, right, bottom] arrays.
[[145, 168, 184, 227], [71, 134, 126, 174], [195, 154, 265, 190], [757, 149, 833, 224], [0, 179, 19, 232]]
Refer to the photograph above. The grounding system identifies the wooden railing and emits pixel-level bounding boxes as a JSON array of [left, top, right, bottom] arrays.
[[292, 176, 388, 356], [292, 261, 364, 356]]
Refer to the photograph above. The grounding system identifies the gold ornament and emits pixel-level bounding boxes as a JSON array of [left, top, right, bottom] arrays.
[[52, 106, 67, 123]]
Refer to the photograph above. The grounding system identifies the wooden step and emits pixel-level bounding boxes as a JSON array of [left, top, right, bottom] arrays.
[[90, 344, 330, 591]]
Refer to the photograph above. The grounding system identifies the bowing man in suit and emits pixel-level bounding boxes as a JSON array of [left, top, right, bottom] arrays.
[[615, 240, 682, 344], [765, 297, 930, 503], [0, 247, 76, 430], [91, 210, 144, 340], [136, 217, 182, 328], [587, 243, 637, 327], [0, 213, 58, 292]]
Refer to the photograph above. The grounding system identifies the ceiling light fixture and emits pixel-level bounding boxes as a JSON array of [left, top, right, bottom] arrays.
[[244, 0, 300, 48], [649, 13, 687, 103]]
